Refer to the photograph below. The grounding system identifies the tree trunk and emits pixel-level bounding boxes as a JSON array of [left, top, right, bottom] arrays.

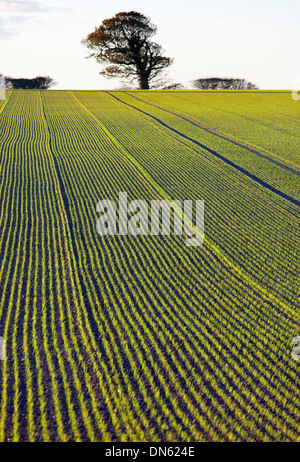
[[138, 74, 149, 89]]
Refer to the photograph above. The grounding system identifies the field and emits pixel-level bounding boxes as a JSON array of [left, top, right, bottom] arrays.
[[0, 89, 299, 442]]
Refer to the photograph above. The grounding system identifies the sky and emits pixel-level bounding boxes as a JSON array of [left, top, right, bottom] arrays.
[[0, 0, 299, 89]]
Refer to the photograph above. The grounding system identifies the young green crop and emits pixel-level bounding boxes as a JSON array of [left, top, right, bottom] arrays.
[[0, 89, 299, 442]]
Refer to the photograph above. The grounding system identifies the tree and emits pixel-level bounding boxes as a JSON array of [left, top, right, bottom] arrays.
[[4, 76, 56, 89], [162, 83, 185, 90], [82, 11, 173, 89], [191, 77, 258, 90]]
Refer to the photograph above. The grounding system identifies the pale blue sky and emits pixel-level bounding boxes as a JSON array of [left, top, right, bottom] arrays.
[[0, 0, 299, 89]]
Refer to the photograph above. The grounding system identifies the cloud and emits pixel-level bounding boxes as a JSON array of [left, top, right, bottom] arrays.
[[0, 13, 49, 38], [0, 1, 72, 13], [0, 18, 11, 36], [0, 15, 27, 36], [0, 1, 45, 11]]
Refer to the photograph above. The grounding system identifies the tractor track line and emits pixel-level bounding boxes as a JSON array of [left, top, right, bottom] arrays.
[[106, 92, 300, 209], [124, 92, 300, 177]]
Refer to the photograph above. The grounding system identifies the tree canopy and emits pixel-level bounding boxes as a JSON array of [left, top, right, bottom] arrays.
[[82, 11, 173, 89]]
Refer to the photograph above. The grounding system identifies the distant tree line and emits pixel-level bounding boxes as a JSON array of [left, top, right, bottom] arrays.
[[0, 74, 56, 89], [191, 77, 258, 90]]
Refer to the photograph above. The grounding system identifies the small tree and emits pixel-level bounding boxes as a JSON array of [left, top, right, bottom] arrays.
[[5, 76, 56, 89], [162, 83, 185, 90], [82, 11, 173, 89], [191, 77, 258, 90]]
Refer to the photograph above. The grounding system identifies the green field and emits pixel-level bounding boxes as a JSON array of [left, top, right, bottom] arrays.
[[0, 89, 299, 442]]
